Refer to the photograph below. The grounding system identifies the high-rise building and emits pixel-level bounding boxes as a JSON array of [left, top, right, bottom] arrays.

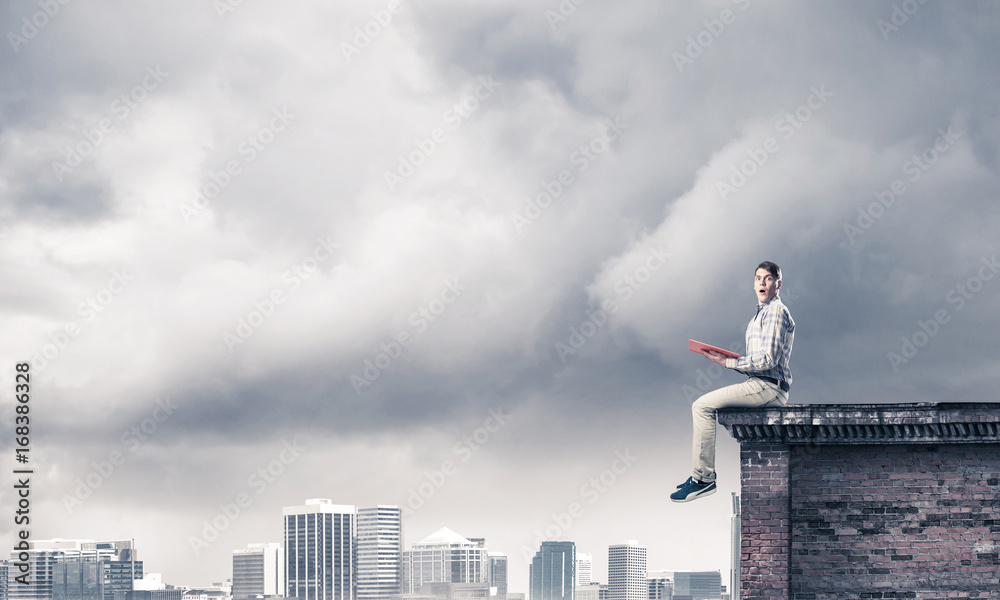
[[10, 539, 141, 600], [232, 543, 283, 600], [487, 552, 507, 600], [402, 528, 487, 594], [607, 542, 646, 600], [529, 541, 575, 600], [646, 572, 672, 600], [9, 539, 81, 600], [575, 554, 592, 587], [357, 506, 403, 600], [0, 559, 8, 600], [672, 572, 721, 600], [283, 499, 356, 600]]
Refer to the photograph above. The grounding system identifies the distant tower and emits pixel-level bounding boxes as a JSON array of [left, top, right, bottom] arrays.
[[646, 571, 672, 600], [673, 571, 721, 599], [730, 493, 740, 600], [488, 552, 508, 600], [283, 499, 356, 600], [529, 541, 575, 600], [0, 560, 7, 600], [232, 543, 283, 600], [357, 506, 403, 600], [608, 541, 646, 600], [575, 553, 592, 586]]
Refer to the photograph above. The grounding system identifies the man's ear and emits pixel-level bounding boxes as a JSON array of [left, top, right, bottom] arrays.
[[776, 279, 782, 290]]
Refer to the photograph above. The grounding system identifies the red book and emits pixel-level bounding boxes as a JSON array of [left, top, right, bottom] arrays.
[[688, 339, 739, 358]]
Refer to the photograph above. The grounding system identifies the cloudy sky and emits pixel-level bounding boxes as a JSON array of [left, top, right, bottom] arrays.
[[2, 0, 999, 593]]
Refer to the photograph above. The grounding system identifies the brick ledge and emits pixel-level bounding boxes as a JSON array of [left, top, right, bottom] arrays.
[[717, 402, 1000, 445]]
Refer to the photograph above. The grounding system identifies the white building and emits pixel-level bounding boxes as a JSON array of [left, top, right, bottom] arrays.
[[233, 543, 283, 600], [608, 542, 646, 600], [134, 573, 166, 590], [357, 506, 404, 600], [283, 499, 356, 600], [575, 554, 592, 587], [403, 528, 488, 594], [575, 585, 600, 600]]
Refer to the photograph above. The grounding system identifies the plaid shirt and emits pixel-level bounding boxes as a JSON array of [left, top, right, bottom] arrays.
[[725, 295, 794, 384]]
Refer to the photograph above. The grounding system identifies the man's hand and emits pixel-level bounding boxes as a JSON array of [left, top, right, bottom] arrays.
[[700, 349, 730, 366]]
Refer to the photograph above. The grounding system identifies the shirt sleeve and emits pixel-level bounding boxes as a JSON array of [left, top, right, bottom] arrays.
[[727, 306, 789, 373]]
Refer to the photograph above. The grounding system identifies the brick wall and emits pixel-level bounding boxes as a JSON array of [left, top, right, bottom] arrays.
[[740, 444, 790, 600], [718, 404, 1000, 600], [789, 443, 1000, 598]]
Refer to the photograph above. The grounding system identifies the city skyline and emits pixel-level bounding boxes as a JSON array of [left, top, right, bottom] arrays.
[[7, 528, 726, 599], [3, 0, 998, 596]]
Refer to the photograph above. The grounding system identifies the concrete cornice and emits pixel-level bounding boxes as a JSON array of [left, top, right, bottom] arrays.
[[717, 402, 1000, 445]]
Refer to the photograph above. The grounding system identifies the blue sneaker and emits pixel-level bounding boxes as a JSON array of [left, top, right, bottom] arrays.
[[670, 477, 716, 502]]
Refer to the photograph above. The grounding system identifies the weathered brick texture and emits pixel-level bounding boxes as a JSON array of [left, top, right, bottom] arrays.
[[719, 404, 1000, 600], [740, 444, 791, 600]]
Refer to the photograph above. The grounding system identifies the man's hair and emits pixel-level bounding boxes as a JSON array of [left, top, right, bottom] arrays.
[[756, 261, 782, 281]]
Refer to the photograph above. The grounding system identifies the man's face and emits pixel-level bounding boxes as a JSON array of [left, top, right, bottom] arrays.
[[754, 268, 781, 304]]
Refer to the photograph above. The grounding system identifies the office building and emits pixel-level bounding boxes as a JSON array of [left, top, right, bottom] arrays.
[[528, 541, 575, 600], [402, 581, 492, 600], [672, 572, 720, 600], [10, 539, 140, 600], [9, 539, 81, 600], [283, 499, 356, 600], [487, 553, 507, 600], [357, 506, 403, 600], [232, 543, 283, 600], [402, 528, 487, 593], [607, 542, 645, 600], [646, 572, 672, 600], [114, 592, 184, 600], [575, 583, 600, 600], [574, 554, 592, 587], [119, 572, 185, 600]]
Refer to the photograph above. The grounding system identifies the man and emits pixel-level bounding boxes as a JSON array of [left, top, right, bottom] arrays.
[[670, 261, 795, 503]]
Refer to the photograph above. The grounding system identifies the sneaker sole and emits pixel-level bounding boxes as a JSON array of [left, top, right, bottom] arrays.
[[670, 485, 717, 503]]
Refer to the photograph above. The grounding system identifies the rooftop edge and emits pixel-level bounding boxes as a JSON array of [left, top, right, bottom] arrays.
[[717, 402, 1000, 445]]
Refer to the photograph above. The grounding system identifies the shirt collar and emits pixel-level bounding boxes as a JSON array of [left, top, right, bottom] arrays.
[[756, 294, 781, 311]]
